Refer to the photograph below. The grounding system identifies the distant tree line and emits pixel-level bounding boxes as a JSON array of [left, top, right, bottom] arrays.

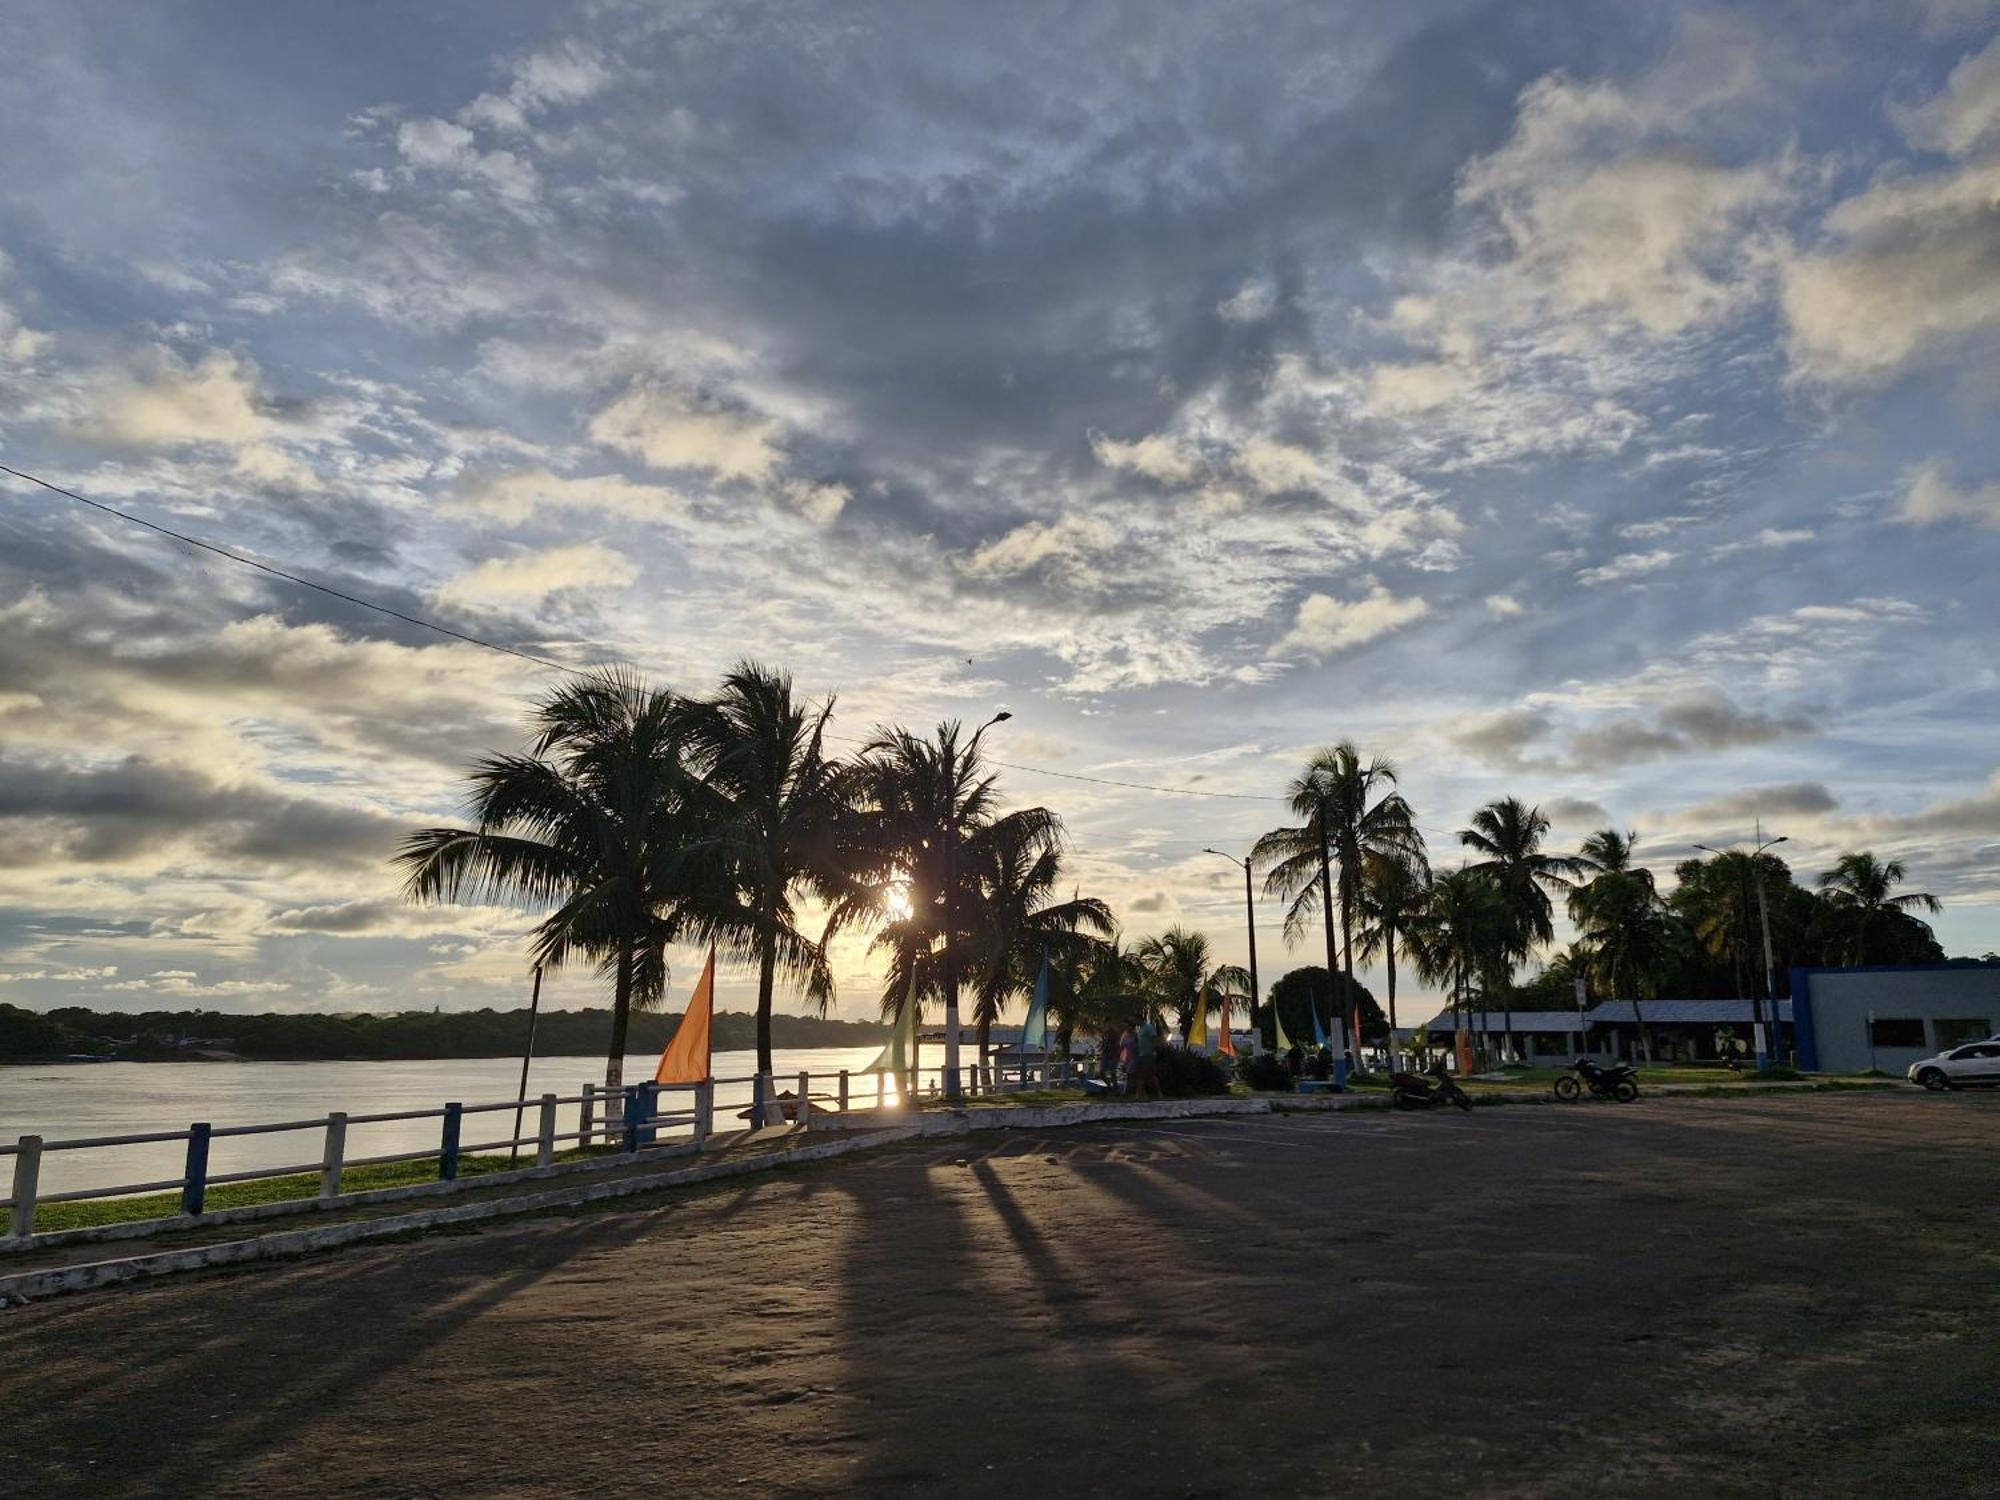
[[0, 1004, 884, 1065]]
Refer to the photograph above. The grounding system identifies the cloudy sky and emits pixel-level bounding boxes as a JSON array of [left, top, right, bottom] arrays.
[[1, 0, 1997, 1025]]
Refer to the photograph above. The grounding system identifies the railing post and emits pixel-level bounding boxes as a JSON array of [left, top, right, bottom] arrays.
[[639, 1081, 660, 1147], [837, 1069, 850, 1113], [621, 1086, 640, 1154], [693, 1080, 713, 1148], [9, 1136, 42, 1238], [581, 1083, 596, 1148], [181, 1123, 211, 1217], [440, 1103, 463, 1182], [320, 1113, 347, 1202], [537, 1093, 558, 1167], [797, 1069, 812, 1131], [751, 1072, 770, 1129]]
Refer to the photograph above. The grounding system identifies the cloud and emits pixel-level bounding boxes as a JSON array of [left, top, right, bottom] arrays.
[[1897, 460, 2000, 527], [1484, 593, 1524, 619], [1216, 279, 1277, 323], [1277, 585, 1429, 660], [73, 349, 271, 449], [1568, 696, 1817, 770], [1709, 526, 1815, 556], [395, 116, 540, 203], [1090, 431, 1201, 486], [587, 384, 782, 481], [1894, 33, 2000, 158], [437, 542, 639, 609], [1576, 550, 1676, 586], [1684, 781, 1839, 822], [963, 514, 1118, 582], [1542, 796, 1611, 828], [1452, 707, 1552, 770], [450, 467, 686, 524], [1782, 154, 2000, 385]]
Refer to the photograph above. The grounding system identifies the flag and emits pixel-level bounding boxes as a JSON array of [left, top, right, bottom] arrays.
[[887, 963, 919, 1087], [1187, 985, 1208, 1049], [1217, 995, 1236, 1057], [1022, 950, 1050, 1050], [654, 945, 715, 1085], [1309, 988, 1328, 1048], [1273, 998, 1292, 1052]]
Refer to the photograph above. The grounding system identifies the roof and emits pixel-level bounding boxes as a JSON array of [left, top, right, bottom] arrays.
[[1415, 999, 1793, 1032]]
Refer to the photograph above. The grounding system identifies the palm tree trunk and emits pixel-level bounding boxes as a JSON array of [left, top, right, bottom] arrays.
[[607, 940, 635, 1092], [754, 931, 777, 1076], [1316, 823, 1342, 1061], [1386, 925, 1399, 1071], [1339, 887, 1357, 1066], [975, 1014, 992, 1093]]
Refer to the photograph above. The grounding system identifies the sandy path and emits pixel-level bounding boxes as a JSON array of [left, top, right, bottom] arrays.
[[4, 1092, 1996, 1498]]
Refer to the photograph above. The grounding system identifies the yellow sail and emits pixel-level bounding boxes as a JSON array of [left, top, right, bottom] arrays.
[[1187, 985, 1208, 1048]]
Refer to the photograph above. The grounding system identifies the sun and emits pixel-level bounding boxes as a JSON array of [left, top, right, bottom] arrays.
[[883, 883, 913, 921]]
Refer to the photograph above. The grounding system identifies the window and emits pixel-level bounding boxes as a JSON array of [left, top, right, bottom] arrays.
[[1869, 1017, 1925, 1049], [1950, 1044, 1999, 1061], [1931, 1017, 1993, 1049]]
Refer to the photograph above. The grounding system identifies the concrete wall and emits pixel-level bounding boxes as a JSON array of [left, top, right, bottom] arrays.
[[1793, 965, 2000, 1074]]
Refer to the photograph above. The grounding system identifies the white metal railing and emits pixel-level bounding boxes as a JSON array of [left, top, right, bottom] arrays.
[[2, 1055, 1087, 1243]]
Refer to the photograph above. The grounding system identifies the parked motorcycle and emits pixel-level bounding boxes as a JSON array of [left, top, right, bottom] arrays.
[[1390, 1066, 1474, 1113], [1553, 1057, 1640, 1103]]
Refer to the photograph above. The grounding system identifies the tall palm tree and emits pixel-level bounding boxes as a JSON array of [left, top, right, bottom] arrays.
[[847, 721, 1059, 1093], [1133, 926, 1215, 1034], [965, 829, 1113, 1079], [397, 669, 703, 1091], [1357, 849, 1431, 1068], [689, 662, 855, 1076], [1817, 852, 1942, 965], [1407, 868, 1510, 1058], [1460, 797, 1584, 1061], [1570, 828, 1661, 1061], [1255, 743, 1421, 1064]]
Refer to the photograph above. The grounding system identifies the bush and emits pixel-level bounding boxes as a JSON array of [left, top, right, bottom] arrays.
[[1154, 1044, 1230, 1097], [1235, 1051, 1294, 1093], [1751, 1064, 1804, 1082]]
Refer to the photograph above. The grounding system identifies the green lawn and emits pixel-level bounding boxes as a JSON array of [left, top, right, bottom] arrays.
[[25, 1144, 628, 1235]]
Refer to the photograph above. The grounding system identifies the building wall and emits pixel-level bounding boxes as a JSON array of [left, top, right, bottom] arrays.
[[1792, 965, 2000, 1074]]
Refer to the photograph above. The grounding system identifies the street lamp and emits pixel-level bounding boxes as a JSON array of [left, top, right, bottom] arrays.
[[942, 709, 1011, 1100], [1203, 848, 1260, 1052], [1694, 824, 1789, 1066]]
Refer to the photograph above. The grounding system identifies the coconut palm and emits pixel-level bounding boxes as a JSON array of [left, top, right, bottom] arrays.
[[1817, 852, 1942, 965], [1569, 828, 1661, 1061], [1132, 926, 1215, 1034], [1357, 849, 1431, 1068], [846, 720, 1058, 1094], [1406, 868, 1510, 1061], [688, 662, 856, 1076], [1459, 798, 1584, 1058], [964, 828, 1113, 1080], [397, 669, 705, 1091], [1254, 743, 1421, 1064]]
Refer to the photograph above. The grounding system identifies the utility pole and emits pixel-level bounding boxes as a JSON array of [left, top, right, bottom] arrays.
[[942, 709, 1011, 1101], [1203, 847, 1259, 1052], [1696, 828, 1789, 1067]]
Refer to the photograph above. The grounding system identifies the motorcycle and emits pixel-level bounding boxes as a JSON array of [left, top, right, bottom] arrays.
[[1389, 1066, 1474, 1113], [1553, 1057, 1640, 1103]]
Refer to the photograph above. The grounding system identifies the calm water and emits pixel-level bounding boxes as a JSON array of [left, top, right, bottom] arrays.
[[0, 1047, 902, 1199]]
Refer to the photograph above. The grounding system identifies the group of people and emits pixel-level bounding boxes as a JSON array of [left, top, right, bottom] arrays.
[[1283, 1042, 1336, 1082], [1100, 1018, 1163, 1097]]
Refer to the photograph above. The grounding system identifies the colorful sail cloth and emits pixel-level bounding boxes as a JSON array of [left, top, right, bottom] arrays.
[[1309, 991, 1329, 1049], [1187, 985, 1208, 1049], [1273, 1000, 1292, 1052], [1216, 996, 1236, 1057], [1022, 951, 1050, 1050], [654, 945, 715, 1084], [887, 966, 920, 1084]]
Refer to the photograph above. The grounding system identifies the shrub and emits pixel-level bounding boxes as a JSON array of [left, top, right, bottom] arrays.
[[1751, 1064, 1803, 1082], [1235, 1051, 1294, 1093], [1154, 1044, 1230, 1097]]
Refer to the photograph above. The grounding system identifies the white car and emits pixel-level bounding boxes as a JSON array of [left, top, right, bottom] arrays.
[[1907, 1041, 2000, 1090]]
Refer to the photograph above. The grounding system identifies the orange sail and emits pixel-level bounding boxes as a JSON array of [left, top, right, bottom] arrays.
[[655, 946, 715, 1085], [1217, 996, 1236, 1057]]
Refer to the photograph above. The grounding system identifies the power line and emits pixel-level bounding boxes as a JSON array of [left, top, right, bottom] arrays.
[[1, 462, 578, 674], [0, 461, 1294, 806]]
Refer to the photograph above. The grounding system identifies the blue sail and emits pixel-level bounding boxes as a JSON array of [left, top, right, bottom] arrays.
[[1309, 988, 1328, 1048]]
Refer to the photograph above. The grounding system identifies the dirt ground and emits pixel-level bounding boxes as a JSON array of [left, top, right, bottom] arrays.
[[4, 1091, 1997, 1499]]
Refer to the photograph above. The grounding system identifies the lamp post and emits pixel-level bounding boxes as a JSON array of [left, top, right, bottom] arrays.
[[1203, 848, 1260, 1051], [1695, 827, 1789, 1067], [942, 709, 1011, 1101]]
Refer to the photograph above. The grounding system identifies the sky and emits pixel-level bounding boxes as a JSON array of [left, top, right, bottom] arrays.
[[1, 0, 1997, 1027]]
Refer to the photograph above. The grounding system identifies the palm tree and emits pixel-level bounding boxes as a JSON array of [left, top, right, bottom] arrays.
[[847, 720, 1058, 1094], [689, 662, 855, 1076], [1407, 868, 1510, 1061], [1569, 828, 1661, 1061], [965, 829, 1113, 1082], [1255, 743, 1421, 1065], [1357, 849, 1431, 1069], [1133, 926, 1215, 1034], [1817, 852, 1942, 965], [1459, 797, 1585, 1062], [397, 669, 704, 1091]]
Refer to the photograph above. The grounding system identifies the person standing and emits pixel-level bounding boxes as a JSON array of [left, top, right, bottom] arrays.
[[1134, 1015, 1161, 1098]]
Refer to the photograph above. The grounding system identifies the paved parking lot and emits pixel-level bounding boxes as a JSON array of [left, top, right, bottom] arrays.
[[4, 1091, 1996, 1498]]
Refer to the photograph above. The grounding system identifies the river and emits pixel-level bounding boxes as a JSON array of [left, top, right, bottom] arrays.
[[0, 1047, 899, 1199]]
